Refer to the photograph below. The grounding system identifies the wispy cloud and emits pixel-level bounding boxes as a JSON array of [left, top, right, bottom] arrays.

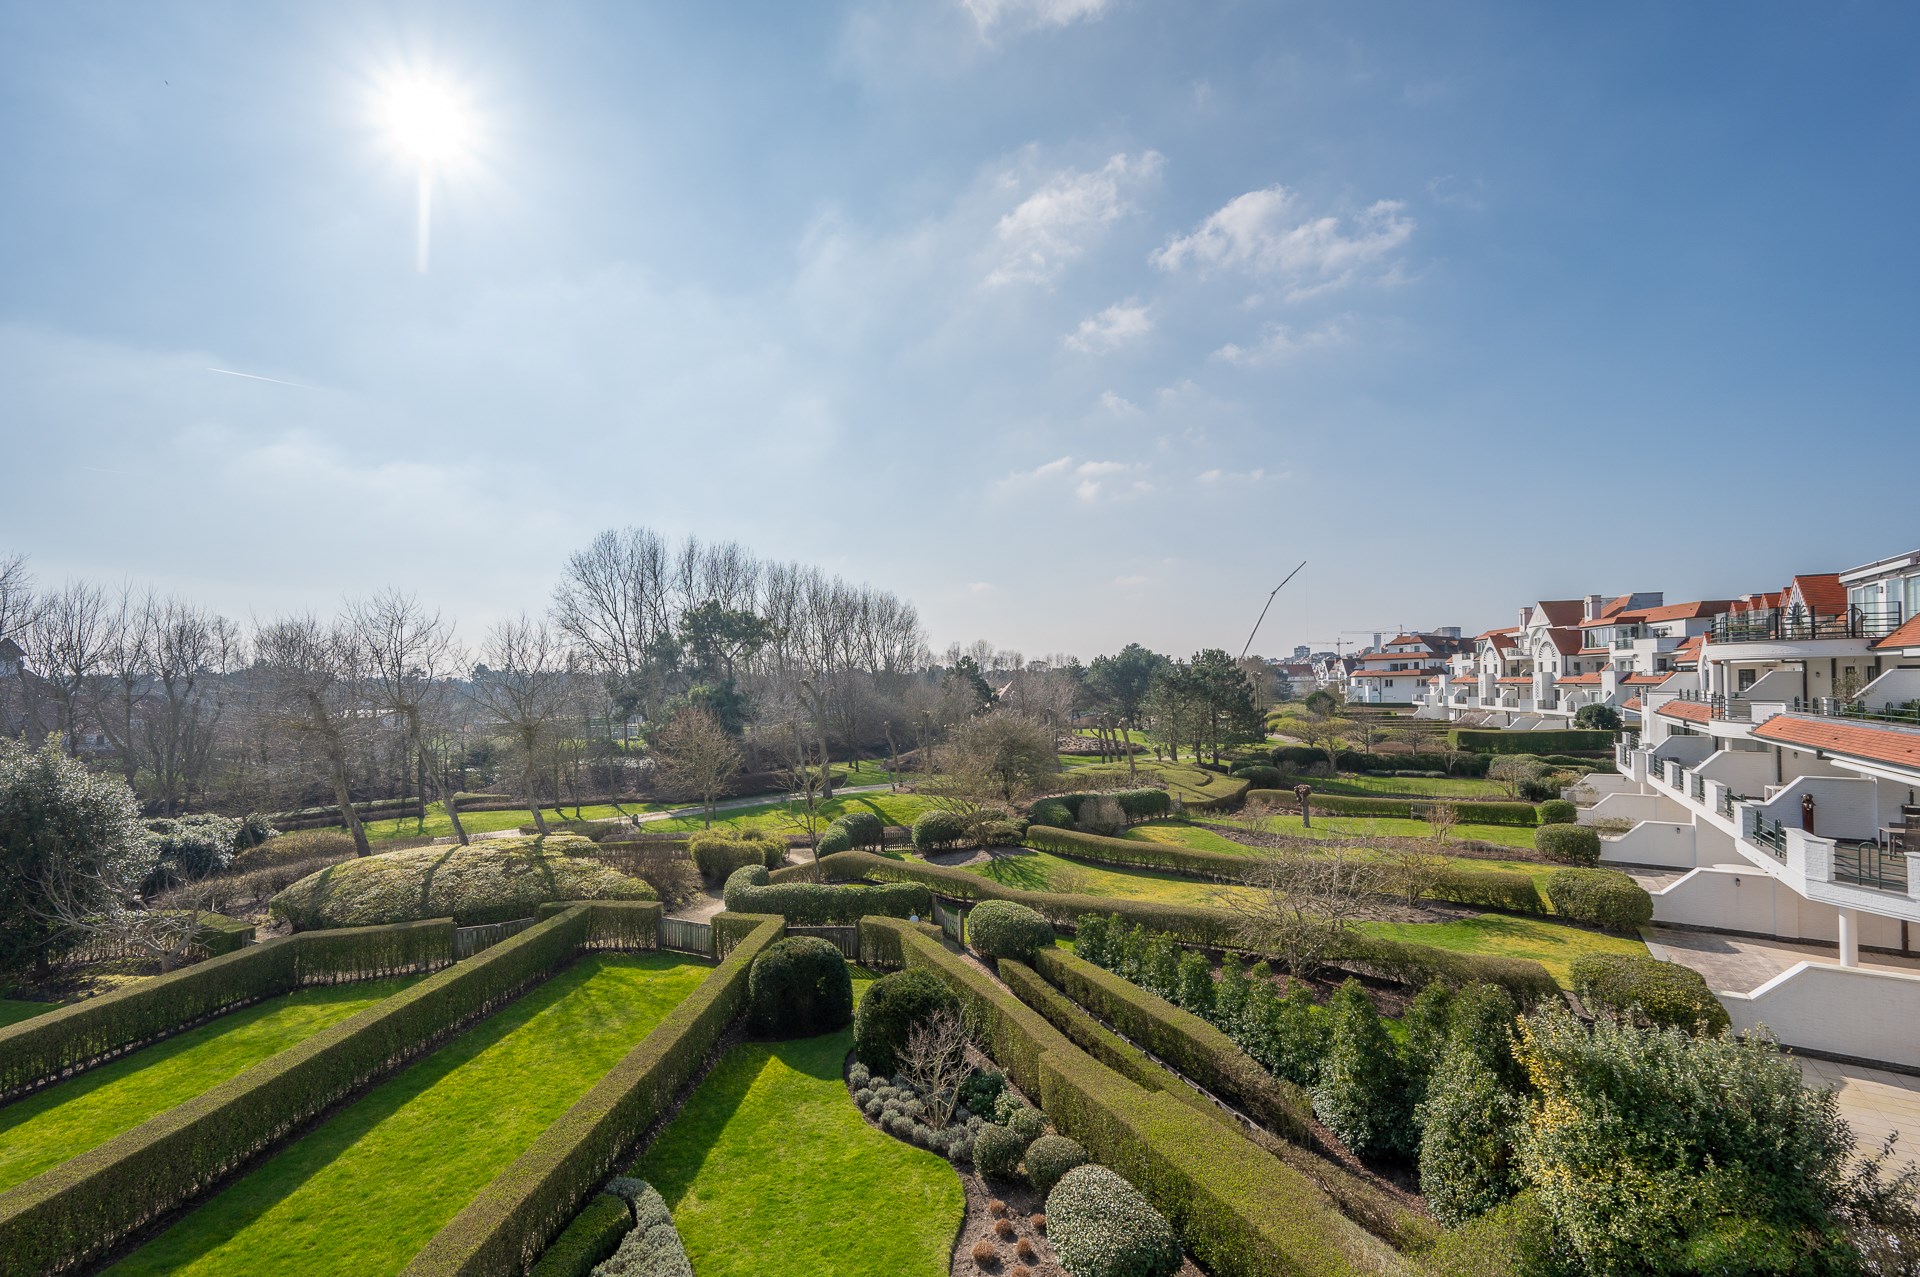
[[1065, 300, 1151, 353], [993, 454, 1150, 503], [1197, 466, 1269, 484], [1114, 573, 1149, 587], [1213, 318, 1350, 366], [961, 0, 1114, 33], [1097, 390, 1140, 415], [1152, 186, 1412, 299], [986, 152, 1163, 287]]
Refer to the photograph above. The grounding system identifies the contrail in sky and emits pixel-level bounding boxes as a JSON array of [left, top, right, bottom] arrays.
[[207, 367, 313, 390]]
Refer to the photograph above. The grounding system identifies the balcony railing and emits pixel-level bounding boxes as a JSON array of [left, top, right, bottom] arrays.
[[1709, 605, 1902, 644], [1689, 772, 1705, 802], [1746, 811, 1788, 862], [1792, 697, 1920, 728], [1717, 789, 1734, 818], [1666, 759, 1686, 787], [1834, 843, 1911, 894]]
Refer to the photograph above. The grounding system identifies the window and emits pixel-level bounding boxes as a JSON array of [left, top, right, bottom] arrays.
[[1904, 574, 1920, 622], [1737, 668, 1757, 692]]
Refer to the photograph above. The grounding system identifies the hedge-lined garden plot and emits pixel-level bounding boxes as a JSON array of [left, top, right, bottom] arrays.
[[1354, 913, 1644, 987], [0, 978, 416, 1193], [108, 953, 708, 1277], [636, 990, 964, 1277], [961, 848, 1251, 909]]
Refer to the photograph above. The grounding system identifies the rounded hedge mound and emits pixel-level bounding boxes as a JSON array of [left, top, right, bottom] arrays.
[[1536, 799, 1578, 826], [267, 835, 654, 930], [748, 936, 854, 1038], [973, 1123, 1026, 1181], [853, 967, 959, 1073], [1047, 1164, 1182, 1277], [1023, 1133, 1088, 1195], [689, 829, 785, 885], [911, 809, 968, 852], [966, 900, 1055, 963], [1569, 953, 1730, 1033], [814, 824, 853, 855], [1543, 868, 1653, 932], [835, 809, 887, 849], [1535, 823, 1602, 865]]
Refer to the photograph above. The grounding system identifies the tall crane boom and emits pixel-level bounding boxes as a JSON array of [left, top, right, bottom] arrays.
[[1238, 560, 1307, 661]]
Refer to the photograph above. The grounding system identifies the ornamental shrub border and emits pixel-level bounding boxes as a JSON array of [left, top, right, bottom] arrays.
[[1333, 933, 1560, 1007], [1030, 948, 1316, 1148], [1449, 729, 1615, 755], [1027, 789, 1176, 829], [720, 865, 929, 924], [1245, 790, 1540, 827], [0, 917, 453, 1103], [858, 917, 1393, 1277], [1540, 870, 1653, 933], [402, 913, 783, 1277], [0, 902, 669, 1277], [1567, 952, 1729, 1033]]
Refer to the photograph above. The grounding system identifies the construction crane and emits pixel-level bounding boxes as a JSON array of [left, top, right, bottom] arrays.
[[1239, 561, 1307, 661]]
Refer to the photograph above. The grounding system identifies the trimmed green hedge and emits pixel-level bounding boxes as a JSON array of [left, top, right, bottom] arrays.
[[813, 852, 1240, 948], [1032, 948, 1316, 1147], [1431, 868, 1543, 915], [400, 916, 784, 1277], [1029, 789, 1176, 829], [1534, 824, 1602, 866], [910, 810, 968, 852], [1535, 800, 1577, 826], [0, 918, 452, 1103], [1568, 953, 1729, 1033], [965, 900, 1055, 963], [720, 865, 929, 925], [0, 907, 609, 1276], [1023, 826, 1249, 881], [1245, 790, 1539, 826], [861, 918, 1393, 1277], [688, 830, 785, 886], [1541, 869, 1652, 933], [529, 1192, 630, 1277], [1335, 933, 1560, 1007], [1451, 730, 1615, 755]]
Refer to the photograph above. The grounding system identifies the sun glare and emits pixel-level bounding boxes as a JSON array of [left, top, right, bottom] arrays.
[[376, 73, 476, 170]]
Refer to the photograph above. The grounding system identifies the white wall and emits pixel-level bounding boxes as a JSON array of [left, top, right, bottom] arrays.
[[1720, 963, 1920, 1069], [1648, 867, 1905, 947], [1600, 821, 1699, 868]]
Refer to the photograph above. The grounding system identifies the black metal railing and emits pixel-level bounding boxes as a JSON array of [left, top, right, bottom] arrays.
[[1793, 697, 1920, 728], [1717, 789, 1734, 818], [1689, 772, 1705, 802], [1747, 811, 1788, 861], [1710, 605, 1902, 644], [1834, 843, 1910, 894]]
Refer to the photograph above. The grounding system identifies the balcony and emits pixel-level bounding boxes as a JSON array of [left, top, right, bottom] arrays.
[[1709, 605, 1902, 644], [1793, 696, 1920, 728], [1835, 843, 1911, 894], [1746, 811, 1789, 862]]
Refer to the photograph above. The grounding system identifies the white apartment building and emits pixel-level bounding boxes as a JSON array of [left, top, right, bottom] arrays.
[[1346, 630, 1471, 705], [1592, 548, 1920, 1065]]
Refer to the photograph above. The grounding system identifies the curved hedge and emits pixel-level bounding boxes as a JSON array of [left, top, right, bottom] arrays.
[[528, 1192, 629, 1277], [1542, 869, 1652, 933], [1534, 824, 1602, 866], [269, 836, 655, 930], [965, 901, 1055, 963], [1023, 826, 1249, 881], [1569, 953, 1729, 1033], [1028, 788, 1174, 828], [748, 937, 853, 1037], [1246, 791, 1539, 827], [720, 865, 929, 925]]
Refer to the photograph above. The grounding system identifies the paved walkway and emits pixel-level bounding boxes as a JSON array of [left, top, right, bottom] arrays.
[[1799, 1057, 1920, 1160], [1642, 927, 1920, 994]]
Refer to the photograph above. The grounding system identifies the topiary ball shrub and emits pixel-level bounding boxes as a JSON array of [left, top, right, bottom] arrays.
[[1023, 1134, 1089, 1195], [748, 936, 853, 1038], [853, 968, 960, 1073], [836, 810, 886, 849], [967, 900, 1055, 963], [1047, 1164, 1182, 1277], [814, 823, 853, 855], [1535, 823, 1602, 866], [1544, 868, 1653, 932], [1006, 1103, 1047, 1144], [959, 1068, 1005, 1116], [974, 1123, 1026, 1181], [1028, 798, 1074, 829], [1569, 953, 1730, 1033], [1536, 799, 1578, 826], [911, 809, 969, 852]]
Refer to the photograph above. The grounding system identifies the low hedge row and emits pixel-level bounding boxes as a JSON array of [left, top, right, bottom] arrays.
[[719, 865, 929, 925], [1431, 868, 1544, 915], [1541, 869, 1652, 933], [402, 915, 785, 1276], [536, 900, 665, 952], [1568, 952, 1730, 1033], [528, 1192, 630, 1277], [1028, 789, 1177, 830], [861, 918, 1393, 1276], [1245, 791, 1540, 827], [999, 962, 1428, 1253], [1334, 933, 1560, 1006], [0, 908, 598, 1276], [1022, 826, 1250, 881], [1267, 747, 1493, 777], [1031, 948, 1316, 1147], [1450, 729, 1615, 755], [0, 918, 453, 1102], [812, 852, 1240, 948]]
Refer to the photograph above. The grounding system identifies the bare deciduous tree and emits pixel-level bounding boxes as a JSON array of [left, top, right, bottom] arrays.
[[897, 1004, 974, 1129], [254, 614, 373, 855], [352, 590, 467, 842], [470, 615, 574, 834], [1225, 842, 1385, 978], [649, 706, 741, 827]]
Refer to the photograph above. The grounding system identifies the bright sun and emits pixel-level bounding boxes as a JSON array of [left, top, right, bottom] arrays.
[[376, 74, 475, 170]]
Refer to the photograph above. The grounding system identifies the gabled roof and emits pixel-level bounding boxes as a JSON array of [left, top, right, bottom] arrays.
[[1622, 696, 1644, 712], [1481, 631, 1518, 650], [1556, 672, 1604, 685], [1656, 700, 1713, 724], [1474, 626, 1518, 641], [1583, 600, 1735, 627], [1673, 634, 1705, 667], [1545, 629, 1584, 656], [1788, 574, 1848, 616], [1873, 613, 1920, 651], [1753, 716, 1920, 774], [1534, 600, 1586, 627], [1624, 672, 1672, 685]]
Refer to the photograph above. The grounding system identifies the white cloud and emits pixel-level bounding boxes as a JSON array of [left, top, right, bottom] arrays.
[[985, 152, 1163, 287], [1197, 466, 1267, 484], [1152, 186, 1412, 299], [1097, 390, 1139, 415], [1114, 574, 1149, 587], [1213, 318, 1350, 366], [968, 581, 995, 594], [1064, 300, 1151, 354], [961, 0, 1113, 32], [992, 454, 1148, 503]]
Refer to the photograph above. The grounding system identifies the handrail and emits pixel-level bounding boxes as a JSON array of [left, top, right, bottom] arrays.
[[1710, 605, 1902, 644]]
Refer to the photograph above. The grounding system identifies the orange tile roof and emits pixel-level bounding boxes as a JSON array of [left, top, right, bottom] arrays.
[[1535, 600, 1586, 627], [1656, 700, 1713, 724], [1350, 670, 1422, 678], [1495, 676, 1534, 685], [1556, 672, 1604, 685], [1790, 574, 1848, 616], [1577, 646, 1610, 655], [1622, 696, 1644, 711], [1547, 628, 1584, 656], [1874, 613, 1920, 650], [1753, 715, 1920, 773], [1624, 673, 1672, 685]]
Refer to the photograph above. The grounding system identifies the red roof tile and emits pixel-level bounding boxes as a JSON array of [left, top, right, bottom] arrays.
[[1535, 600, 1585, 627], [1753, 716, 1920, 773], [1790, 574, 1848, 616], [1495, 676, 1534, 685], [1546, 628, 1584, 656], [1556, 672, 1604, 685], [1874, 613, 1920, 651], [1656, 700, 1713, 724], [1624, 673, 1672, 685], [1622, 696, 1644, 711]]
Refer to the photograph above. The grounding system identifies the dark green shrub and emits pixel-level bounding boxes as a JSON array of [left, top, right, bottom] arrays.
[[1311, 979, 1410, 1159], [1028, 798, 1074, 829], [814, 824, 852, 855], [721, 865, 929, 924], [1006, 1101, 1047, 1143], [834, 810, 886, 849], [973, 1123, 1026, 1180], [966, 900, 1054, 962], [1569, 953, 1729, 1032], [910, 810, 968, 852], [529, 1192, 630, 1276], [1543, 869, 1652, 933], [1046, 1164, 1183, 1277], [958, 1067, 1004, 1116], [852, 968, 959, 1073], [1453, 729, 1614, 755], [747, 936, 853, 1038], [1416, 1039, 1525, 1226], [1536, 799, 1577, 826], [144, 813, 243, 882], [688, 830, 784, 885], [1023, 1133, 1089, 1194], [1430, 868, 1544, 914], [1534, 824, 1602, 866], [1573, 704, 1622, 731], [1229, 764, 1285, 790]]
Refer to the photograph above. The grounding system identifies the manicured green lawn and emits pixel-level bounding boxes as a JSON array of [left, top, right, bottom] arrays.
[[1355, 913, 1645, 986], [955, 848, 1255, 910], [109, 952, 710, 1277], [1295, 774, 1512, 799], [0, 978, 416, 1193], [354, 802, 668, 844], [637, 982, 963, 1277], [1123, 819, 1262, 856], [0, 998, 52, 1027], [640, 791, 936, 835], [1222, 811, 1540, 851]]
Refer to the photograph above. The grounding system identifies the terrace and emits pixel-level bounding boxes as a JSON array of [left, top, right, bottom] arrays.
[[1708, 604, 1903, 644]]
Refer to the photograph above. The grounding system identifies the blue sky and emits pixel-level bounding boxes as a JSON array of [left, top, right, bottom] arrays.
[[2, 1, 1916, 660]]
